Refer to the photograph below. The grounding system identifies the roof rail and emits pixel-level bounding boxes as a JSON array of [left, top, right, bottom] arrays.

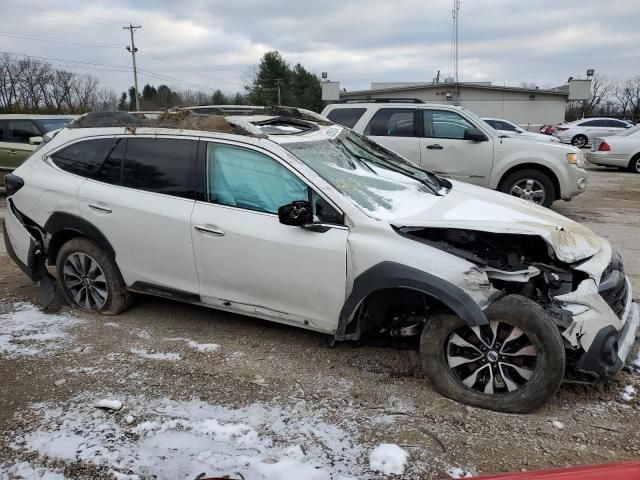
[[337, 98, 424, 104]]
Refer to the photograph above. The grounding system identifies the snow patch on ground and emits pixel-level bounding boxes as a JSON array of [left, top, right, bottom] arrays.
[[130, 347, 181, 361], [368, 443, 408, 475], [446, 466, 474, 478], [0, 303, 80, 358], [621, 385, 636, 402], [13, 395, 370, 480], [168, 337, 220, 353], [0, 461, 65, 479]]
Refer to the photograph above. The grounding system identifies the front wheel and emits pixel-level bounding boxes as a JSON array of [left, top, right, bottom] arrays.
[[56, 237, 133, 315], [419, 295, 565, 413], [499, 169, 556, 208]]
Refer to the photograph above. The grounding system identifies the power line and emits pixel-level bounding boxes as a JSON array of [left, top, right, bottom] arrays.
[[0, 32, 122, 49], [0, 50, 215, 92]]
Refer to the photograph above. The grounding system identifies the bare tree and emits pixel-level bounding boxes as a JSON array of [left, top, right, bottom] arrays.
[[583, 74, 614, 115], [70, 75, 99, 112], [94, 87, 119, 111]]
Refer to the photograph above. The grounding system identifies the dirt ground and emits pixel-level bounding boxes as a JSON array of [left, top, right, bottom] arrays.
[[0, 165, 639, 479]]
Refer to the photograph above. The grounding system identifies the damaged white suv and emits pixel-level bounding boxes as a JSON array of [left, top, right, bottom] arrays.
[[3, 108, 638, 413]]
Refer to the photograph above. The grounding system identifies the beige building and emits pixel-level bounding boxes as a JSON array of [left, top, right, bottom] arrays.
[[335, 82, 570, 131]]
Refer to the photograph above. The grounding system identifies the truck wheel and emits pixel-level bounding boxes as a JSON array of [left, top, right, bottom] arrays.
[[419, 295, 565, 413], [571, 135, 588, 148], [499, 169, 556, 207], [628, 154, 640, 174], [56, 237, 133, 315]]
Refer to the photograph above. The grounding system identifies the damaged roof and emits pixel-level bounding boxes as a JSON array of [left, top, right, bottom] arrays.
[[68, 107, 332, 139]]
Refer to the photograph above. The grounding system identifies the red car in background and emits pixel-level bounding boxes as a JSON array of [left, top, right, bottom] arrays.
[[539, 125, 557, 135], [473, 461, 640, 479]]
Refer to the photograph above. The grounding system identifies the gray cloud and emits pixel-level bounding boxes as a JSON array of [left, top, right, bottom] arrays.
[[2, 0, 639, 95]]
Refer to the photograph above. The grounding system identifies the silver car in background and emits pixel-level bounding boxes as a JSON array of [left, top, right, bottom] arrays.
[[482, 118, 560, 143], [553, 117, 632, 148], [587, 124, 640, 173]]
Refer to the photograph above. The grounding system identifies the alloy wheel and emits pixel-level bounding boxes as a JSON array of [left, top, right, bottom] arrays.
[[635, 157, 640, 173], [62, 252, 109, 311], [446, 320, 538, 394], [572, 136, 587, 148], [509, 179, 546, 204]]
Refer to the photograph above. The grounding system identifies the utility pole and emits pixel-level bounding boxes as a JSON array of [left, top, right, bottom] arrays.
[[123, 23, 142, 111], [274, 78, 282, 106], [452, 0, 461, 105]]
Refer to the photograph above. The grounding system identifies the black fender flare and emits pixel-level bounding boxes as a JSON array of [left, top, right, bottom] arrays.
[[336, 261, 489, 340], [44, 212, 116, 264]]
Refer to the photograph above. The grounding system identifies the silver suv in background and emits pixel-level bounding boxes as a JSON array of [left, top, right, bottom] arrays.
[[553, 117, 633, 148], [322, 100, 587, 207]]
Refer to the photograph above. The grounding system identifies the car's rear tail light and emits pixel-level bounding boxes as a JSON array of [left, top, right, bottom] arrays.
[[4, 174, 24, 196], [555, 127, 569, 131], [597, 141, 611, 152]]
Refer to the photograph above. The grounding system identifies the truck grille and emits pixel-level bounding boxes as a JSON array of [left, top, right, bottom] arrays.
[[599, 253, 628, 320]]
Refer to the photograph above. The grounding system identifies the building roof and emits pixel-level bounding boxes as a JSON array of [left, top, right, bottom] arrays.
[[340, 82, 569, 98]]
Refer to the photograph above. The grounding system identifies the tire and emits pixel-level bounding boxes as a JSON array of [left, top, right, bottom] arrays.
[[499, 169, 556, 208], [628, 154, 640, 174], [419, 295, 565, 413], [571, 135, 588, 148], [56, 237, 133, 315]]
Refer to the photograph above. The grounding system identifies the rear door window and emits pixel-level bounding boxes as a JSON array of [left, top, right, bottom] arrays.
[[579, 120, 601, 127], [8, 120, 41, 143], [326, 108, 366, 128], [364, 108, 417, 137], [51, 138, 117, 178], [606, 119, 627, 128], [122, 138, 196, 198]]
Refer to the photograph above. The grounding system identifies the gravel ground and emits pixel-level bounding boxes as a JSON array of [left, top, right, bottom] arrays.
[[0, 165, 639, 479]]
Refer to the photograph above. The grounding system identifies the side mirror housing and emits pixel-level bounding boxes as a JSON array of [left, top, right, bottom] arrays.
[[464, 127, 488, 142], [29, 136, 43, 145], [278, 201, 313, 226]]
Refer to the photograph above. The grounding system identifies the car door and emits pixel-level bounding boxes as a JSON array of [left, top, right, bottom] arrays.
[[0, 121, 9, 180], [418, 109, 494, 186], [190, 139, 349, 333], [363, 108, 421, 164], [7, 120, 39, 166], [73, 136, 200, 295]]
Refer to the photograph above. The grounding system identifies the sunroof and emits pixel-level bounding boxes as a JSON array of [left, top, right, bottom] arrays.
[[253, 117, 317, 135]]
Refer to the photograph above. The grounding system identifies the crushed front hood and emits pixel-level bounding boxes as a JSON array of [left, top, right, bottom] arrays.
[[392, 180, 610, 276]]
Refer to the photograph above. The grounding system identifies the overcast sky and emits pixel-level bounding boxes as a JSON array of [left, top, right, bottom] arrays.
[[2, 0, 639, 95]]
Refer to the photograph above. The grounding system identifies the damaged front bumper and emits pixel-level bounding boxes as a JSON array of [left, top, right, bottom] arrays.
[[557, 253, 639, 381]]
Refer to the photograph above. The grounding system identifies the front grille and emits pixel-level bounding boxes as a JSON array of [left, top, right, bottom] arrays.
[[599, 253, 628, 319]]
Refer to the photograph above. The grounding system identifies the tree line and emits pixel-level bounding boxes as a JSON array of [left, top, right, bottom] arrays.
[[0, 50, 325, 114], [565, 74, 640, 122]]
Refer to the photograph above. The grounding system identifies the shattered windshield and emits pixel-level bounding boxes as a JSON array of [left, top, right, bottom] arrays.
[[284, 130, 446, 219]]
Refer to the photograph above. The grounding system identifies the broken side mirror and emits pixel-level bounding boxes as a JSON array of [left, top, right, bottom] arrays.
[[464, 127, 488, 142], [278, 200, 313, 227]]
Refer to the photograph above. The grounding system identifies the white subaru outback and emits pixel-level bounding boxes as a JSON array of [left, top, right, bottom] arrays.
[[3, 108, 638, 413]]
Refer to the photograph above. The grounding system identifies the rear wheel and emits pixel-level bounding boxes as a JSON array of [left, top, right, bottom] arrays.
[[571, 135, 588, 148], [419, 295, 565, 413], [499, 169, 556, 207], [56, 238, 133, 315], [628, 154, 640, 174]]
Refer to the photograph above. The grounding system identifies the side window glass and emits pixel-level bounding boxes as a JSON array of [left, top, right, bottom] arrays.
[[8, 121, 41, 143], [424, 110, 474, 139], [579, 120, 599, 127], [326, 108, 367, 129], [0, 121, 5, 141], [365, 109, 416, 137], [608, 120, 626, 128], [94, 139, 125, 184], [500, 121, 517, 132], [51, 138, 116, 178], [311, 191, 343, 224], [206, 143, 308, 214], [122, 138, 195, 198]]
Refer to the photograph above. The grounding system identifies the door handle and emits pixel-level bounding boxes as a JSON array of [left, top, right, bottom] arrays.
[[426, 144, 444, 150], [194, 225, 225, 236], [88, 203, 112, 213], [8, 150, 17, 155]]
